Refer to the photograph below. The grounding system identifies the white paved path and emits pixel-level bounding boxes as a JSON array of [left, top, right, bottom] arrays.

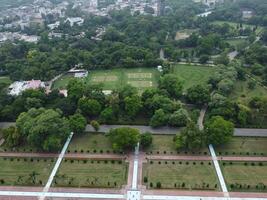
[[209, 144, 229, 197], [39, 132, 74, 200], [143, 195, 267, 200]]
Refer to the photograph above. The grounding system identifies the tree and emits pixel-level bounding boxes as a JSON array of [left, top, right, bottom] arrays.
[[16, 108, 70, 152], [140, 132, 153, 148], [2, 126, 20, 147], [107, 127, 140, 151], [150, 109, 168, 127], [69, 113, 87, 134], [168, 109, 190, 127], [67, 79, 85, 102], [124, 95, 143, 118], [199, 55, 209, 64], [78, 98, 102, 117], [205, 116, 234, 146], [159, 74, 183, 98], [100, 107, 116, 123], [174, 122, 204, 150], [186, 85, 210, 105], [91, 120, 100, 132]]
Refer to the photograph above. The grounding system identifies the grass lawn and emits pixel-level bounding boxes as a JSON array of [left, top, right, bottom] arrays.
[[231, 80, 267, 104], [0, 157, 54, 186], [145, 135, 210, 156], [225, 38, 249, 48], [0, 76, 12, 85], [51, 74, 74, 90], [67, 132, 113, 154], [221, 161, 267, 192], [211, 21, 264, 35], [143, 160, 219, 190], [173, 64, 216, 90], [52, 68, 160, 93], [215, 137, 267, 156], [54, 159, 128, 188], [86, 68, 160, 93]]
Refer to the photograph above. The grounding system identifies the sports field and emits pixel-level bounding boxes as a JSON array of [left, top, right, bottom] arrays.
[[221, 161, 267, 192], [55, 159, 128, 188], [215, 137, 267, 156], [143, 160, 219, 190], [173, 64, 216, 90], [86, 68, 160, 93], [0, 157, 54, 186]]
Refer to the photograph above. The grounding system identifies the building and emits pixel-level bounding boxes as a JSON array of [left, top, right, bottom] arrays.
[[68, 69, 88, 78], [8, 80, 45, 96], [65, 17, 84, 27]]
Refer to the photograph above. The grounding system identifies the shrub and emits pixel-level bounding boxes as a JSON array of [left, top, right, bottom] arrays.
[[144, 177, 148, 183], [156, 182, 161, 188], [150, 182, 153, 188]]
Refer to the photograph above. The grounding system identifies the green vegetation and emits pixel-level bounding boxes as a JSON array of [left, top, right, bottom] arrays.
[[68, 133, 113, 153], [0, 76, 11, 85], [221, 161, 267, 192], [0, 0, 33, 10], [55, 159, 128, 188], [52, 68, 160, 93], [173, 65, 215, 90], [215, 137, 267, 156], [231, 80, 267, 104], [145, 135, 209, 155], [0, 157, 54, 186], [143, 160, 219, 190]]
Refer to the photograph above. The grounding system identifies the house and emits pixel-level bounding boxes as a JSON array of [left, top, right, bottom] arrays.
[[68, 69, 88, 78], [8, 80, 45, 96]]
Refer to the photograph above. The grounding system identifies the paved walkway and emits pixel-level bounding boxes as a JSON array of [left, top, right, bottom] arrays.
[[198, 105, 208, 131], [39, 132, 73, 200], [209, 144, 228, 197]]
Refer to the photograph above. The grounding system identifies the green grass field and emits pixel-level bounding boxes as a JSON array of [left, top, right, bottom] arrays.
[[215, 137, 267, 156], [231, 80, 267, 104], [173, 64, 216, 90], [0, 157, 54, 186], [145, 135, 210, 155], [54, 159, 128, 188], [221, 161, 267, 192], [67, 133, 113, 153], [225, 39, 249, 48], [52, 68, 160, 93], [211, 21, 264, 35], [0, 76, 12, 85], [143, 160, 219, 190]]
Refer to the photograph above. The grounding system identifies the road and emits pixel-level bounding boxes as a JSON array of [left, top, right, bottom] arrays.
[[1, 122, 267, 137]]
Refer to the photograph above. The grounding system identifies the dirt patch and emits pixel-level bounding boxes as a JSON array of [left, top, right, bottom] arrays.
[[175, 32, 190, 41]]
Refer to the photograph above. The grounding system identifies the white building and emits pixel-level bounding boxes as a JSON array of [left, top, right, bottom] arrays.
[[65, 17, 84, 27], [8, 80, 45, 96]]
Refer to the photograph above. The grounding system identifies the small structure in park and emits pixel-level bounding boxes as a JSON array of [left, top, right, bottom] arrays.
[[68, 69, 88, 78]]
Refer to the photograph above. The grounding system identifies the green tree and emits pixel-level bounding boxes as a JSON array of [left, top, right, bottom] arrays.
[[78, 98, 102, 117], [168, 108, 190, 127], [159, 74, 183, 98], [150, 109, 168, 127], [16, 108, 70, 152], [174, 122, 204, 150], [107, 127, 140, 151], [67, 79, 85, 102], [124, 95, 143, 118], [205, 116, 234, 146], [186, 85, 210, 105], [91, 120, 100, 132], [2, 126, 20, 147], [69, 113, 87, 134], [100, 107, 116, 123], [140, 132, 153, 148]]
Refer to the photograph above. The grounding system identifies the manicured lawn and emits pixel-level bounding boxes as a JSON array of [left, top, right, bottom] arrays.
[[221, 161, 267, 192], [173, 64, 216, 90], [51, 74, 74, 90], [86, 68, 160, 93], [211, 21, 264, 35], [54, 159, 128, 188], [215, 137, 267, 156], [231, 80, 267, 104], [0, 157, 54, 186], [52, 68, 160, 93], [143, 160, 219, 190], [67, 133, 113, 154], [145, 135, 210, 155]]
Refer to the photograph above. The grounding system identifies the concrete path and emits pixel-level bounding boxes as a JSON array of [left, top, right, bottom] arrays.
[[198, 105, 208, 131], [209, 144, 229, 197], [39, 132, 74, 200]]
